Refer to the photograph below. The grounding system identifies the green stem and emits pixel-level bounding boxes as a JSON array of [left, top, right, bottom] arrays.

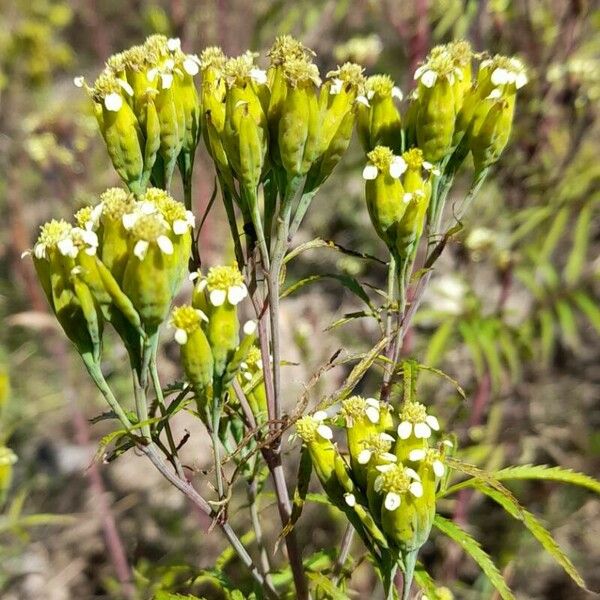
[[209, 383, 225, 500], [401, 551, 418, 600], [288, 188, 318, 243], [248, 479, 273, 585]]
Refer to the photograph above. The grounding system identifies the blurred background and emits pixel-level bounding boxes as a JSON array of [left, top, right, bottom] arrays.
[[1, 1, 599, 598]]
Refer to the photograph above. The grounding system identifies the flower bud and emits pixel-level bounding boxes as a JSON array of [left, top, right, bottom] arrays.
[[0, 447, 17, 504], [170, 305, 213, 410], [356, 74, 402, 152], [238, 345, 268, 421], [192, 266, 248, 378], [222, 54, 269, 195], [413, 49, 461, 162], [362, 146, 408, 251]]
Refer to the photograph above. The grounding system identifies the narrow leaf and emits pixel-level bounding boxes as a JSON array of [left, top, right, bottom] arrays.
[[564, 203, 592, 285], [425, 319, 456, 368], [572, 291, 600, 334], [493, 464, 600, 495]]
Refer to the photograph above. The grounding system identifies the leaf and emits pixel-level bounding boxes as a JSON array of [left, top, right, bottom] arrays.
[[280, 447, 312, 540], [510, 205, 553, 244], [564, 203, 592, 285], [433, 515, 515, 600], [325, 311, 373, 332], [215, 530, 255, 571], [0, 513, 76, 535], [492, 464, 600, 495], [477, 320, 504, 392], [497, 327, 522, 384], [540, 207, 570, 262], [458, 321, 485, 378], [284, 237, 385, 265], [555, 299, 579, 349], [572, 290, 600, 334], [538, 309, 556, 364], [414, 564, 440, 599], [306, 572, 350, 600], [281, 274, 374, 312], [425, 319, 456, 368], [471, 481, 588, 590]]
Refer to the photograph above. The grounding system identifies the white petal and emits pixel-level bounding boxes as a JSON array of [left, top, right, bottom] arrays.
[[392, 85, 403, 100], [422, 161, 433, 171], [397, 421, 412, 439], [402, 192, 413, 204], [139, 202, 157, 215], [374, 476, 383, 492], [244, 372, 253, 381], [122, 212, 138, 230], [34, 244, 46, 259], [329, 78, 342, 95], [167, 38, 181, 51], [249, 68, 267, 85], [357, 449, 372, 465], [196, 309, 209, 322], [362, 164, 378, 180], [197, 278, 208, 291], [164, 58, 175, 70], [134, 240, 149, 260], [515, 72, 528, 89], [405, 467, 421, 481], [186, 210, 196, 228], [414, 422, 432, 439], [420, 70, 437, 88], [375, 463, 395, 473], [408, 449, 426, 462], [365, 406, 380, 424], [384, 492, 401, 511], [389, 156, 407, 179], [414, 65, 426, 79], [57, 238, 78, 258], [356, 95, 370, 107], [443, 439, 454, 448], [426, 415, 440, 431], [228, 285, 247, 305], [157, 235, 174, 254], [183, 57, 200, 76], [243, 320, 257, 335], [81, 230, 98, 247], [433, 460, 445, 478], [173, 219, 189, 235], [317, 424, 333, 440], [188, 271, 200, 281], [380, 452, 397, 463], [174, 328, 188, 345], [367, 90, 375, 100], [117, 79, 134, 96], [491, 68, 510, 86], [147, 68, 158, 82], [73, 76, 85, 88], [380, 432, 395, 443], [344, 493, 356, 507], [365, 397, 380, 408], [313, 410, 328, 422], [209, 289, 227, 306], [21, 249, 32, 259], [161, 73, 174, 89], [486, 88, 503, 100], [409, 481, 423, 498], [104, 93, 123, 111]]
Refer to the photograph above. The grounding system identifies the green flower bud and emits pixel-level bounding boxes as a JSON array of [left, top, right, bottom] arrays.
[[222, 54, 269, 194], [356, 74, 403, 152], [375, 463, 428, 551], [429, 40, 473, 114], [362, 146, 409, 252], [200, 47, 228, 165], [89, 70, 146, 194], [121, 210, 179, 333], [30, 220, 103, 360], [238, 345, 268, 421], [395, 401, 440, 462], [0, 447, 17, 505], [171, 305, 213, 410], [193, 266, 249, 378], [413, 49, 461, 162]]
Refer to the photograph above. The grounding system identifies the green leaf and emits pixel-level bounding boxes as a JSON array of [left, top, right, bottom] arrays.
[[497, 327, 522, 384], [538, 309, 556, 364], [510, 206, 553, 244], [458, 321, 485, 378], [572, 290, 600, 334], [564, 203, 592, 285], [433, 515, 515, 600], [492, 464, 600, 495], [540, 207, 570, 262], [477, 320, 504, 392], [414, 564, 440, 599], [306, 572, 349, 599], [215, 530, 255, 571], [325, 311, 373, 332], [555, 299, 579, 349], [0, 513, 76, 535], [425, 319, 456, 368], [471, 481, 587, 590], [284, 237, 385, 265]]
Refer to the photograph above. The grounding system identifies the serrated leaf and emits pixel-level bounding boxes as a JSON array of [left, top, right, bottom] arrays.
[[492, 464, 600, 495], [434, 515, 515, 600], [572, 291, 600, 334], [425, 319, 456, 368], [564, 203, 592, 285], [471, 481, 588, 590]]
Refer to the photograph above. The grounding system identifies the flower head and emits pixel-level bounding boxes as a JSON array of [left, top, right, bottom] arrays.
[[268, 35, 315, 66], [128, 212, 173, 260], [170, 304, 209, 345], [397, 402, 440, 440], [223, 52, 266, 87], [200, 265, 248, 307], [143, 188, 195, 235], [296, 411, 333, 443], [326, 62, 366, 96], [33, 220, 73, 260], [414, 46, 464, 89], [408, 447, 446, 478], [357, 432, 397, 465], [363, 146, 407, 180], [374, 463, 423, 511], [340, 395, 382, 427]]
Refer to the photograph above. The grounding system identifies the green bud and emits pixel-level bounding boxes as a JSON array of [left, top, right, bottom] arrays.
[[0, 447, 17, 505], [356, 74, 402, 152], [238, 345, 268, 421], [193, 266, 249, 378], [171, 305, 213, 410]]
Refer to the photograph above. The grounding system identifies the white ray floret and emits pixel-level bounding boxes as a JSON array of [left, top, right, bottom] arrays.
[[384, 492, 401, 511]]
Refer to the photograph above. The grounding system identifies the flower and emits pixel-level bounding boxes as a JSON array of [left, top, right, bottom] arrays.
[[32, 220, 73, 260], [357, 432, 397, 465], [408, 447, 446, 478], [198, 265, 248, 307], [374, 464, 423, 512], [363, 146, 407, 180], [170, 305, 209, 345], [340, 395, 382, 427], [296, 411, 333, 443], [397, 402, 440, 440]]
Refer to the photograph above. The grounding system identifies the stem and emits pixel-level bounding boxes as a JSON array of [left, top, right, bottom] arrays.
[[248, 479, 273, 584], [401, 551, 418, 600], [133, 336, 153, 444], [210, 392, 225, 500], [149, 341, 185, 479], [288, 188, 318, 243], [332, 525, 355, 583]]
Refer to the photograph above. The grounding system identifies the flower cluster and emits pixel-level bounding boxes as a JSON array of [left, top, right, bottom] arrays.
[[25, 187, 193, 361], [76, 35, 201, 195], [296, 396, 452, 571]]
